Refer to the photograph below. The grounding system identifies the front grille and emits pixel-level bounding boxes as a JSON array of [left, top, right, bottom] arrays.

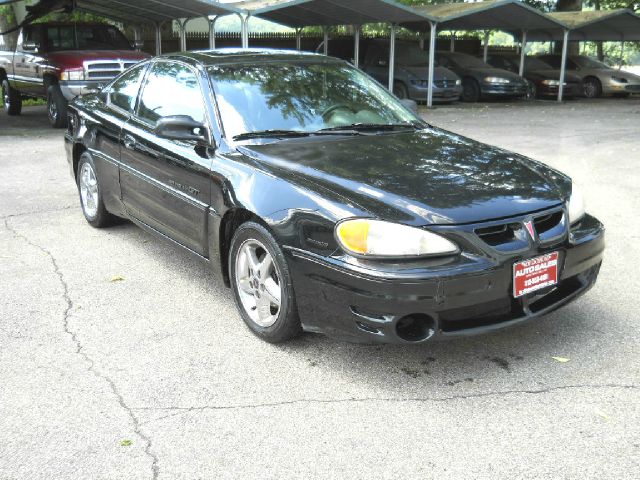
[[434, 79, 457, 88], [626, 85, 640, 92], [534, 211, 563, 236], [475, 223, 519, 247], [84, 60, 139, 80]]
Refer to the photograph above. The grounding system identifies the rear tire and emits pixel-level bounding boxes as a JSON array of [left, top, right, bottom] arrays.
[[229, 221, 302, 343], [461, 78, 480, 102], [77, 152, 117, 228], [583, 77, 602, 99], [2, 79, 22, 116], [47, 84, 68, 128]]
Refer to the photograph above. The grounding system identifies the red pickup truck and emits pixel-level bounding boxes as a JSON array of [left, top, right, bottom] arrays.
[[0, 22, 150, 128]]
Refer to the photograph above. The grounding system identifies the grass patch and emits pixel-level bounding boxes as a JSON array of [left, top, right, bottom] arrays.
[[0, 96, 46, 108]]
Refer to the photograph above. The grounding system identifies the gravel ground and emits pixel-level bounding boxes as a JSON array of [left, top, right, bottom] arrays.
[[1, 99, 639, 479]]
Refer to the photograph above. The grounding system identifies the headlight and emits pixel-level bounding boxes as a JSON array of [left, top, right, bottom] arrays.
[[567, 185, 586, 225], [335, 219, 459, 258], [541, 79, 560, 86], [60, 68, 85, 81], [455, 79, 462, 85], [484, 76, 510, 84], [611, 76, 628, 83]]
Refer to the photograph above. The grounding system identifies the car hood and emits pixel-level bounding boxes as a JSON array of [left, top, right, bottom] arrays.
[[47, 50, 151, 69], [467, 67, 525, 82], [236, 129, 570, 226]]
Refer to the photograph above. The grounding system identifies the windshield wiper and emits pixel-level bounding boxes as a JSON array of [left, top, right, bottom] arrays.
[[233, 130, 311, 141], [317, 122, 420, 133]]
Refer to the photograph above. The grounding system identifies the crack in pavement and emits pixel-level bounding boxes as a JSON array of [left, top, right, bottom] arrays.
[[135, 383, 640, 426], [0, 205, 76, 221], [4, 218, 160, 480]]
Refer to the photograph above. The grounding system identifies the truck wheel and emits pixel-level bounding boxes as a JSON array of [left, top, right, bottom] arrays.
[[47, 84, 68, 128], [2, 79, 22, 116], [461, 78, 481, 102], [393, 81, 409, 100]]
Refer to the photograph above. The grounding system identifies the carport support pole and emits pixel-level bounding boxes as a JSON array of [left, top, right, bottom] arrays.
[[179, 19, 188, 52], [323, 27, 329, 55], [427, 22, 437, 108], [154, 22, 162, 56], [353, 25, 360, 68], [450, 32, 455, 52], [208, 16, 217, 50], [388, 24, 396, 92], [133, 27, 142, 52], [239, 14, 250, 49], [483, 30, 489, 62], [296, 28, 302, 51], [519, 31, 527, 77], [558, 29, 569, 102]]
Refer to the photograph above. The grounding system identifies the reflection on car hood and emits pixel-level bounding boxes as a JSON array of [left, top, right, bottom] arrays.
[[527, 69, 581, 82], [468, 67, 525, 82], [237, 129, 570, 226]]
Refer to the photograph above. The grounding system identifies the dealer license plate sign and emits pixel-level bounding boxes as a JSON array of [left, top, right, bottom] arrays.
[[513, 252, 559, 298]]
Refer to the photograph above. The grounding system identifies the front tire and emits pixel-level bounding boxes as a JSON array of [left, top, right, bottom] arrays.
[[393, 81, 409, 100], [461, 78, 480, 102], [47, 84, 68, 128], [77, 153, 117, 228], [583, 77, 602, 99], [2, 79, 22, 116], [229, 222, 301, 343]]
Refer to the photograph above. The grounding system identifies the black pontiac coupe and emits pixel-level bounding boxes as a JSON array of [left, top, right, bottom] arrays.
[[65, 50, 604, 344]]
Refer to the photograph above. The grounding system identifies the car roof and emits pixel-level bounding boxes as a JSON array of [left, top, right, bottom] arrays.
[[162, 49, 345, 67]]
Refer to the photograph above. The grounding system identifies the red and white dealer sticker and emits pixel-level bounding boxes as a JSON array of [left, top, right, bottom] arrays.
[[513, 252, 559, 298]]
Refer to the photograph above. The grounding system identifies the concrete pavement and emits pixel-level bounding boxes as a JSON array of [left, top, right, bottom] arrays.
[[1, 99, 639, 479]]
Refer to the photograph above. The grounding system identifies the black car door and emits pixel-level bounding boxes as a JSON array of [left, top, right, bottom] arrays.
[[119, 60, 213, 257]]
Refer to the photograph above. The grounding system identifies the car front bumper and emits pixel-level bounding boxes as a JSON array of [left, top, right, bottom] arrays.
[[481, 83, 528, 98], [538, 82, 581, 98], [408, 83, 462, 103], [602, 81, 640, 95], [59, 80, 107, 101], [285, 213, 604, 344]]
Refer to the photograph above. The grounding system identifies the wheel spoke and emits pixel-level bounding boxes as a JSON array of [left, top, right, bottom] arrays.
[[258, 254, 274, 281], [263, 277, 281, 306], [246, 247, 261, 272], [238, 277, 253, 295], [255, 295, 274, 323]]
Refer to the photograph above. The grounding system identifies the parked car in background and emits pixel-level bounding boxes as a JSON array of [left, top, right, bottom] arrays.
[[487, 53, 581, 99], [362, 40, 462, 103], [0, 22, 150, 127], [436, 51, 528, 102], [65, 50, 604, 344], [538, 54, 640, 98]]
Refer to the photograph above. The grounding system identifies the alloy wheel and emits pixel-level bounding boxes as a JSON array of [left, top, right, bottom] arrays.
[[234, 239, 282, 328], [2, 83, 9, 112], [48, 97, 58, 123], [79, 162, 99, 219]]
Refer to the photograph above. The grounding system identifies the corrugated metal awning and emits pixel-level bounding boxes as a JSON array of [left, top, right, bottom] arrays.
[[525, 9, 640, 41], [402, 0, 565, 33], [74, 0, 240, 24], [231, 0, 435, 28]]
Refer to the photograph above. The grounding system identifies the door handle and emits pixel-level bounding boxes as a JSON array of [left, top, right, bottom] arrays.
[[123, 135, 136, 150]]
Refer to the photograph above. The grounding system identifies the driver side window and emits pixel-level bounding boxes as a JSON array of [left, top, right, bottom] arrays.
[[108, 63, 147, 113], [137, 62, 206, 125]]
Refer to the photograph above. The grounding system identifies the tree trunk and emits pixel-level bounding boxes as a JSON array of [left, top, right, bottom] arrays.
[[0, 5, 19, 49], [555, 0, 582, 55]]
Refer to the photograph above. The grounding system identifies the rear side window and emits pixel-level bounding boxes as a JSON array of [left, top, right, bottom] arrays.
[[109, 64, 147, 112], [137, 62, 206, 124]]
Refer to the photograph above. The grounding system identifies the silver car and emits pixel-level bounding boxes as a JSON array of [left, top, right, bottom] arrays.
[[538, 54, 640, 98]]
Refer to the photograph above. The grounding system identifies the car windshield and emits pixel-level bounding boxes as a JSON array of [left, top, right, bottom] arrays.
[[396, 44, 428, 66], [446, 54, 488, 69], [574, 56, 610, 69], [44, 25, 132, 51], [208, 61, 419, 140], [522, 56, 553, 70]]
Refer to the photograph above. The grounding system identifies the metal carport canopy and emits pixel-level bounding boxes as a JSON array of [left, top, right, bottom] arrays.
[[400, 0, 568, 105], [523, 10, 640, 42], [73, 0, 240, 25], [232, 0, 435, 93]]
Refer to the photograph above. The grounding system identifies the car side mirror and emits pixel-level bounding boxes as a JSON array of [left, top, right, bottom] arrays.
[[22, 41, 39, 52], [155, 115, 207, 142], [399, 99, 419, 114]]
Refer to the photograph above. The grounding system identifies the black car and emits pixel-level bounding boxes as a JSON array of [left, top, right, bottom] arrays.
[[65, 49, 604, 344], [437, 51, 528, 102], [487, 54, 581, 99]]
